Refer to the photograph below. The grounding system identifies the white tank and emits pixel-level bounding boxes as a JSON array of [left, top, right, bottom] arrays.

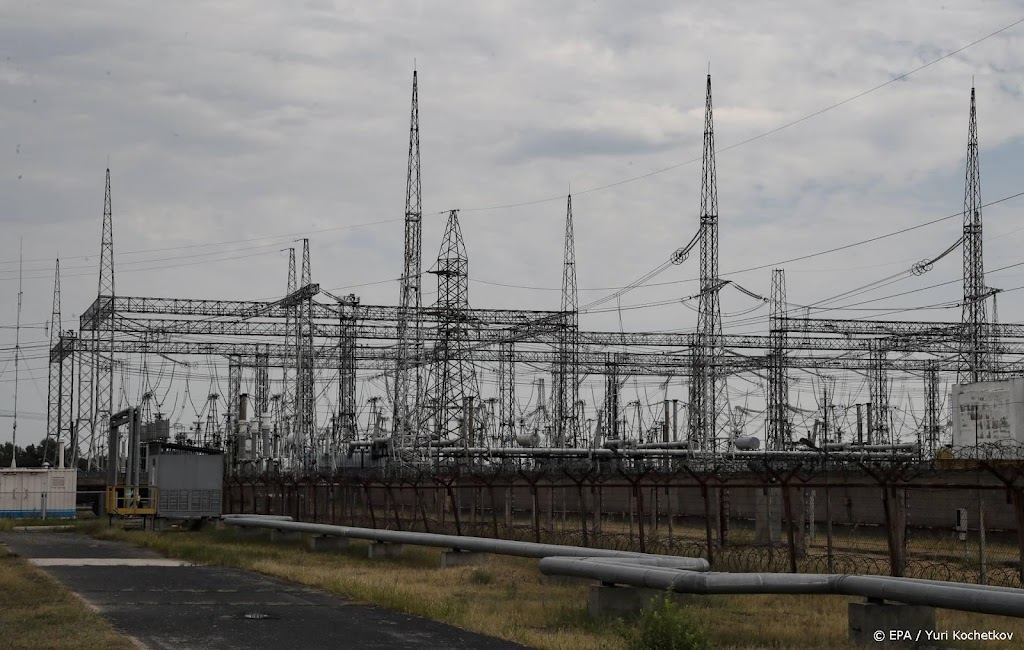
[[733, 435, 761, 451], [516, 432, 540, 447]]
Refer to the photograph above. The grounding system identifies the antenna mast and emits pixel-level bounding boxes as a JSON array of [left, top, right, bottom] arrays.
[[11, 239, 23, 467]]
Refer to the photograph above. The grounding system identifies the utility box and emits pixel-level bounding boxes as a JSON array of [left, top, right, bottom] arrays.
[[955, 508, 968, 541], [149, 451, 223, 519], [0, 468, 77, 518]]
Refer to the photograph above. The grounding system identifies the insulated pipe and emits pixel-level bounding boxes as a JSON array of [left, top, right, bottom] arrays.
[[635, 441, 690, 450], [539, 557, 1024, 618], [432, 447, 915, 460], [221, 514, 294, 521], [223, 518, 710, 570]]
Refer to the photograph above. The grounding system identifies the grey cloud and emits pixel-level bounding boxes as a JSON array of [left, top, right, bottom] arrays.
[[498, 127, 681, 163], [2, 1, 1024, 443]]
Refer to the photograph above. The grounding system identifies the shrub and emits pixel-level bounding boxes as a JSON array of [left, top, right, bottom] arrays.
[[627, 592, 711, 650], [469, 569, 495, 585]]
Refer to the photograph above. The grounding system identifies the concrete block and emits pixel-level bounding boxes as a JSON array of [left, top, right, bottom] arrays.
[[270, 529, 303, 543], [441, 550, 487, 567], [368, 542, 404, 559], [588, 584, 660, 619], [848, 601, 935, 647], [307, 535, 350, 551], [755, 488, 783, 545]]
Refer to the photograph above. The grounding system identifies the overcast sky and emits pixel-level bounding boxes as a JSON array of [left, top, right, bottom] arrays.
[[1, 1, 1023, 447]]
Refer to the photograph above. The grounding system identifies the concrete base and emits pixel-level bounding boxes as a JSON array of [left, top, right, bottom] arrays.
[[270, 529, 303, 543], [588, 585, 664, 619], [307, 535, 350, 551], [367, 542, 404, 559], [441, 550, 487, 567], [848, 602, 935, 647]]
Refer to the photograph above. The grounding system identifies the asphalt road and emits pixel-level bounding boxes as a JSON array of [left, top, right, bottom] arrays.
[[0, 531, 531, 650]]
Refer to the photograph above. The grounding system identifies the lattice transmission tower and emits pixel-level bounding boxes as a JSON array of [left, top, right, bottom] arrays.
[[553, 193, 580, 448], [297, 239, 316, 457], [283, 247, 297, 458], [45, 260, 61, 464], [690, 74, 723, 452], [427, 210, 478, 446], [767, 269, 789, 450], [395, 68, 423, 453], [960, 85, 989, 384], [89, 169, 115, 469]]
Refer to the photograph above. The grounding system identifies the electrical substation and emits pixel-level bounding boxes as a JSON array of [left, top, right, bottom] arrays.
[[33, 72, 1024, 585]]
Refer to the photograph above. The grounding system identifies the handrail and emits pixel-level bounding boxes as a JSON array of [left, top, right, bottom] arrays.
[[105, 485, 158, 515]]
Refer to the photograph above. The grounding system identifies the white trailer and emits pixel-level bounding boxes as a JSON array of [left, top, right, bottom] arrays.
[[0, 468, 77, 518]]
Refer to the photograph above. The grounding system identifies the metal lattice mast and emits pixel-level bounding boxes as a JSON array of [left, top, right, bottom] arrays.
[[92, 169, 115, 470], [960, 85, 988, 384], [990, 290, 1001, 368], [869, 341, 890, 445], [924, 361, 940, 457], [283, 247, 296, 446], [75, 344, 93, 468], [46, 259, 62, 463], [696, 74, 722, 452], [255, 345, 269, 416], [394, 68, 423, 452], [498, 341, 516, 446], [227, 357, 241, 450], [553, 193, 580, 447], [767, 269, 789, 450], [299, 239, 315, 455], [603, 353, 621, 441], [58, 333, 75, 468], [428, 210, 477, 445], [338, 294, 359, 442]]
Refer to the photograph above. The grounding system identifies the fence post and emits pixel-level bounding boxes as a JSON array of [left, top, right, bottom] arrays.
[[782, 483, 798, 573], [1013, 490, 1024, 585], [881, 483, 906, 577], [702, 483, 715, 565], [634, 479, 647, 553]]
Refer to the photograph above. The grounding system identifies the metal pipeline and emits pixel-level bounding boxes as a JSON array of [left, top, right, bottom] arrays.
[[221, 514, 294, 521], [224, 517, 1021, 617], [433, 447, 917, 460], [539, 557, 1024, 618], [223, 518, 710, 570]]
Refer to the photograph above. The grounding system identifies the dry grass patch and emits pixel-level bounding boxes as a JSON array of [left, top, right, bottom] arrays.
[[78, 521, 1024, 649], [0, 546, 136, 650]]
